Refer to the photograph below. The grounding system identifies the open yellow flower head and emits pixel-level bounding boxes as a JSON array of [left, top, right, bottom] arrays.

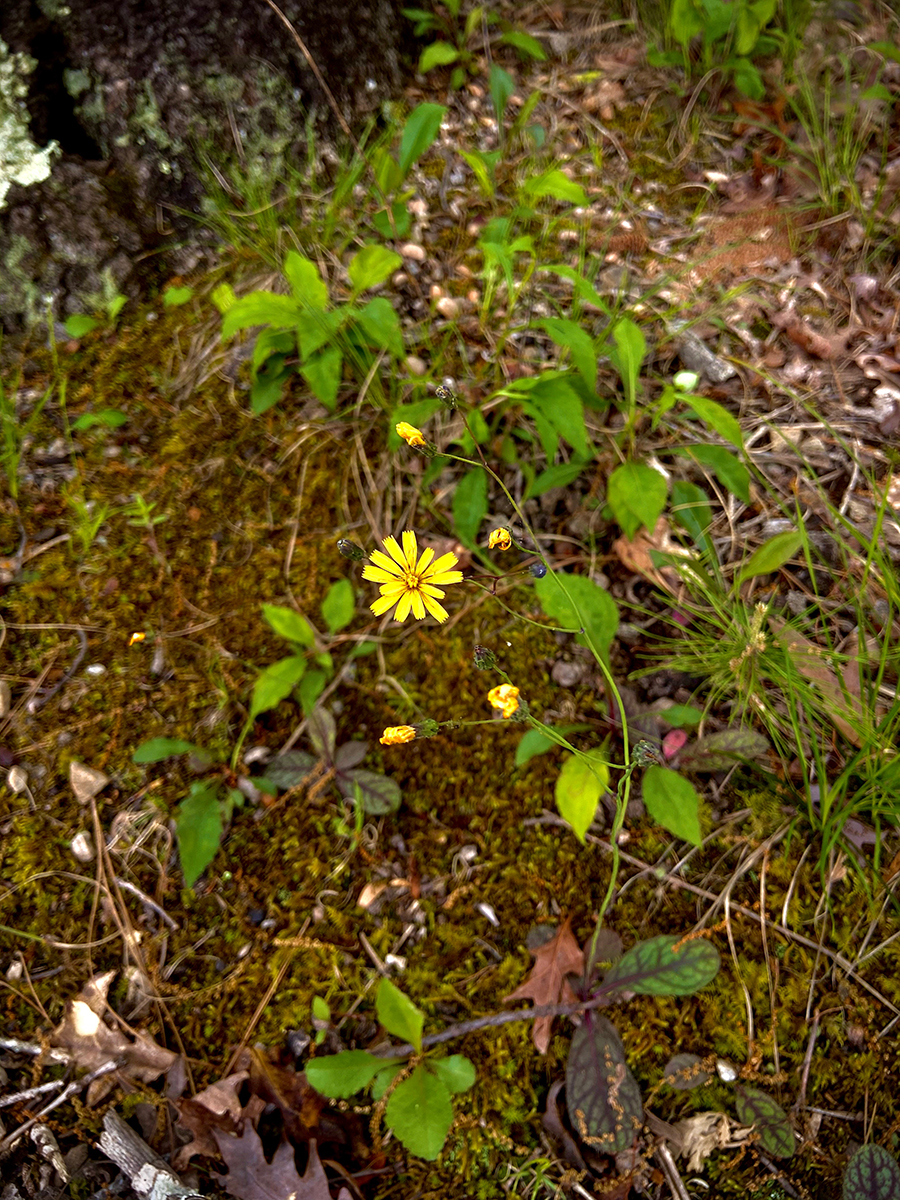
[[488, 684, 520, 719], [396, 421, 427, 448], [380, 725, 417, 745], [362, 531, 463, 623], [488, 527, 511, 551]]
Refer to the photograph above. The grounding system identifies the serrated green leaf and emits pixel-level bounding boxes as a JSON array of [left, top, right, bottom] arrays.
[[533, 571, 619, 662], [681, 443, 751, 504], [452, 468, 488, 548], [524, 458, 589, 499], [249, 655, 306, 721], [133, 737, 199, 763], [843, 1144, 900, 1200], [736, 530, 804, 584], [306, 1049, 384, 1098], [398, 102, 446, 176], [682, 394, 743, 450], [385, 1065, 452, 1160], [263, 603, 316, 647], [296, 308, 343, 359], [642, 765, 702, 845], [371, 1061, 405, 1100], [534, 318, 597, 392], [377, 978, 424, 1051], [566, 1015, 643, 1153], [602, 934, 720, 997], [555, 751, 609, 843], [348, 244, 403, 295], [356, 296, 404, 357], [176, 782, 223, 887], [338, 769, 401, 815], [301, 344, 343, 409], [528, 376, 591, 458], [607, 462, 668, 539], [430, 1054, 476, 1094], [283, 250, 329, 308], [321, 579, 355, 635], [735, 1086, 795, 1159]]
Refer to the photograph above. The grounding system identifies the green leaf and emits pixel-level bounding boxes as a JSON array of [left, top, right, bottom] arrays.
[[430, 1055, 476, 1094], [609, 318, 646, 408], [64, 314, 100, 338], [376, 977, 424, 1051], [528, 376, 591, 459], [250, 358, 290, 415], [489, 62, 515, 126], [607, 462, 667, 539], [176, 781, 223, 887], [263, 604, 316, 647], [162, 285, 193, 307], [682, 394, 743, 450], [534, 317, 597, 392], [211, 283, 236, 314], [296, 308, 343, 359], [452, 468, 488, 548], [283, 250, 329, 309], [133, 737, 199, 763], [418, 41, 460, 72], [221, 292, 301, 338], [524, 168, 587, 205], [348, 244, 403, 295], [555, 750, 609, 843], [735, 1086, 795, 1159], [680, 443, 751, 504], [338, 769, 402, 815], [732, 57, 765, 100], [524, 459, 589, 499], [660, 704, 703, 728], [385, 1065, 453, 1160], [371, 1061, 405, 1100], [669, 0, 704, 44], [533, 571, 619, 662], [459, 148, 498, 197], [312, 995, 330, 1022], [249, 655, 307, 721], [566, 1015, 643, 1153], [306, 1049, 384, 1098], [843, 1144, 900, 1200], [677, 728, 769, 772], [398, 102, 447, 176], [321, 579, 355, 635], [670, 479, 714, 557], [356, 296, 404, 358], [71, 408, 128, 430], [642, 766, 703, 845], [301, 345, 343, 409], [515, 728, 555, 768], [499, 30, 546, 60], [736, 529, 803, 584], [602, 934, 720, 997]]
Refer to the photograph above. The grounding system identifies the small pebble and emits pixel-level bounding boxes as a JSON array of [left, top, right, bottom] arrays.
[[0, 681, 10, 717], [400, 242, 426, 261], [7, 765, 28, 794], [70, 831, 94, 863], [436, 296, 459, 319], [405, 355, 427, 376]]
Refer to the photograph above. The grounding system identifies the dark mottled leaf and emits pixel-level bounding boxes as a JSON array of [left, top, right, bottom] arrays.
[[678, 727, 769, 772], [307, 708, 336, 760], [335, 741, 368, 771], [601, 935, 720, 997], [339, 769, 401, 815], [735, 1085, 795, 1159], [661, 1053, 712, 1090], [565, 1015, 643, 1154], [843, 1144, 900, 1200], [264, 751, 315, 790]]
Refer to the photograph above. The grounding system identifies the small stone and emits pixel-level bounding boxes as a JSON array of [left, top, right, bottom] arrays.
[[70, 831, 94, 863], [405, 355, 427, 376], [69, 761, 110, 804], [400, 242, 426, 261], [0, 681, 10, 717], [436, 296, 459, 319]]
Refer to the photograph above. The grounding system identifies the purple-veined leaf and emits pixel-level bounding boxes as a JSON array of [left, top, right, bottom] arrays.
[[601, 935, 720, 997], [735, 1085, 795, 1159], [565, 1014, 643, 1154], [335, 741, 369, 771], [338, 769, 401, 815], [307, 708, 336, 760], [264, 751, 315, 790], [843, 1144, 900, 1200], [661, 1052, 712, 1090]]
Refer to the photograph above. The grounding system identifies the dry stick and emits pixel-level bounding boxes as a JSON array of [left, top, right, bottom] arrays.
[[0, 1060, 119, 1156]]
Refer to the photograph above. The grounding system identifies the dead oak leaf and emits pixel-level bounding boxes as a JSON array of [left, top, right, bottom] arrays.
[[504, 916, 585, 1054], [173, 1071, 249, 1171], [212, 1128, 351, 1200], [50, 971, 177, 1105]]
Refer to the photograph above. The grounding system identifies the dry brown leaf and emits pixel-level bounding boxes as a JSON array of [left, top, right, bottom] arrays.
[[173, 1072, 248, 1170], [212, 1129, 351, 1200], [767, 618, 863, 747], [612, 517, 686, 593], [504, 916, 585, 1054], [50, 971, 177, 1104]]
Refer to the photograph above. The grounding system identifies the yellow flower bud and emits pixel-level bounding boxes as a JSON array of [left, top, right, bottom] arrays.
[[487, 684, 520, 719], [396, 422, 427, 448], [380, 725, 417, 745], [488, 528, 512, 551]]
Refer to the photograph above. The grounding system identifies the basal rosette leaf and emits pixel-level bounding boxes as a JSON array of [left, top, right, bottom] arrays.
[[661, 1052, 712, 1090], [601, 935, 720, 997], [735, 1086, 795, 1159], [843, 1144, 900, 1200], [565, 1014, 643, 1154], [384, 1064, 453, 1160]]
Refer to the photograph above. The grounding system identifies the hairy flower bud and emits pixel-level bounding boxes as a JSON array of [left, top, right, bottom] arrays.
[[529, 562, 548, 578], [337, 539, 366, 561], [473, 645, 497, 670]]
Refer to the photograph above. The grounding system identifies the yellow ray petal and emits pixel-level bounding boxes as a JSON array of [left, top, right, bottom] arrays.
[[426, 568, 464, 585], [371, 593, 400, 617], [420, 583, 446, 599], [400, 530, 418, 569], [424, 552, 461, 578], [415, 546, 435, 573], [394, 591, 414, 621], [362, 564, 402, 583], [410, 590, 426, 619], [422, 593, 450, 622], [369, 549, 403, 575], [382, 536, 407, 569]]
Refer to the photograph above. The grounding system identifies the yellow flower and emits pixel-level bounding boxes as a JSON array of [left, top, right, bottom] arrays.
[[396, 421, 427, 448], [380, 726, 417, 745], [488, 527, 511, 551], [488, 684, 520, 719], [362, 531, 463, 623]]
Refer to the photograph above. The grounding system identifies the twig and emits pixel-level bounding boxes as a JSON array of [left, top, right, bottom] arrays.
[[27, 627, 88, 713], [0, 1060, 119, 1156], [98, 1109, 203, 1200]]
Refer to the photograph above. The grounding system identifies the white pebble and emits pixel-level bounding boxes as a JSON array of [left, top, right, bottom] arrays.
[[436, 296, 459, 320], [70, 831, 95, 863], [400, 243, 426, 261], [405, 355, 427, 376]]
